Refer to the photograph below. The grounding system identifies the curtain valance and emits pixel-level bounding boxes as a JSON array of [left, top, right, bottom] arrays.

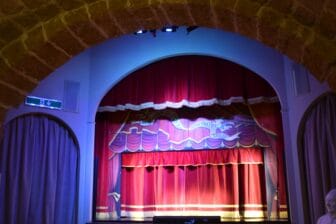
[[96, 106, 272, 154], [122, 148, 263, 167], [98, 56, 278, 112]]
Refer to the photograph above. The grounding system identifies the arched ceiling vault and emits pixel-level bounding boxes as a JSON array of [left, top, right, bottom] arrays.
[[0, 0, 336, 126]]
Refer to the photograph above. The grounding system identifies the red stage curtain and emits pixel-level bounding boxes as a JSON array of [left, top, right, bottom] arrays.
[[94, 111, 130, 219], [94, 55, 288, 221], [249, 103, 288, 219], [99, 56, 278, 112], [121, 148, 267, 221]]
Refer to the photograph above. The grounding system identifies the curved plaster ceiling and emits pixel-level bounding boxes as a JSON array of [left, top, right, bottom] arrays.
[[0, 0, 335, 126]]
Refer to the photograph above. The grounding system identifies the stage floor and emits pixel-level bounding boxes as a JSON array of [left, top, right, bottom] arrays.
[[88, 217, 290, 224]]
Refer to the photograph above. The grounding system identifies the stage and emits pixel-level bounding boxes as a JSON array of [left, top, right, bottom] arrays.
[[93, 56, 289, 224]]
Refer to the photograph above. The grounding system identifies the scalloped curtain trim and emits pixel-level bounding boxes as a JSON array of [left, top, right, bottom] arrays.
[[98, 96, 279, 112]]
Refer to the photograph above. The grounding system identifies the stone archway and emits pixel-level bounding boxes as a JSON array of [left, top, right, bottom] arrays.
[[0, 0, 336, 125]]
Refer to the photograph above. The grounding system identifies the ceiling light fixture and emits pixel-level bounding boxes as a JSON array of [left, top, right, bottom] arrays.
[[134, 29, 147, 35], [161, 26, 178, 32]]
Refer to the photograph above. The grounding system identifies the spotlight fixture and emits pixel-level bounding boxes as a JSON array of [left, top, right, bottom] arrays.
[[134, 29, 147, 35], [186, 26, 198, 34], [161, 26, 178, 32]]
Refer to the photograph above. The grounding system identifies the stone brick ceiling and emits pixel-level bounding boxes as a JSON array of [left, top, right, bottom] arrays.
[[0, 0, 336, 126]]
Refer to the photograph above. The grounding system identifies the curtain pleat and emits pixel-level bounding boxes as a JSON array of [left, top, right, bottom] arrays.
[[0, 115, 78, 224]]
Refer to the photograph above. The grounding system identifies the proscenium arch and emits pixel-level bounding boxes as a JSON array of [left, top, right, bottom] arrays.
[[94, 54, 288, 221], [87, 27, 301, 223], [1, 0, 336, 126], [89, 27, 288, 120]]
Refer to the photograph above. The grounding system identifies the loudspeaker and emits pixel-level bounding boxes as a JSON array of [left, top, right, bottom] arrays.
[[292, 63, 310, 96], [63, 80, 80, 113], [153, 216, 221, 224]]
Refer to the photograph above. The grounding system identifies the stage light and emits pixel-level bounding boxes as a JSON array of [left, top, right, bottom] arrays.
[[134, 29, 147, 35], [161, 26, 178, 32], [165, 27, 173, 32]]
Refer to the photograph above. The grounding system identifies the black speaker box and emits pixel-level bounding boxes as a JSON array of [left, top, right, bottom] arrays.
[[153, 216, 221, 224]]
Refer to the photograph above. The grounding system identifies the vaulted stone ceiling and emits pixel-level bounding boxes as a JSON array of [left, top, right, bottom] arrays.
[[0, 0, 335, 126]]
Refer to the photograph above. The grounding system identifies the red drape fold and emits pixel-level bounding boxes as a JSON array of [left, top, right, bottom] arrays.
[[249, 103, 288, 218], [95, 111, 130, 219]]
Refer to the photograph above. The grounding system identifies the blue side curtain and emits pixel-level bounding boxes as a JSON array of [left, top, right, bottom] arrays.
[[302, 93, 336, 223], [0, 114, 78, 224]]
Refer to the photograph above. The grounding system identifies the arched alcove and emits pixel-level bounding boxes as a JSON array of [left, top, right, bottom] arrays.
[[297, 92, 336, 223], [0, 113, 80, 224]]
